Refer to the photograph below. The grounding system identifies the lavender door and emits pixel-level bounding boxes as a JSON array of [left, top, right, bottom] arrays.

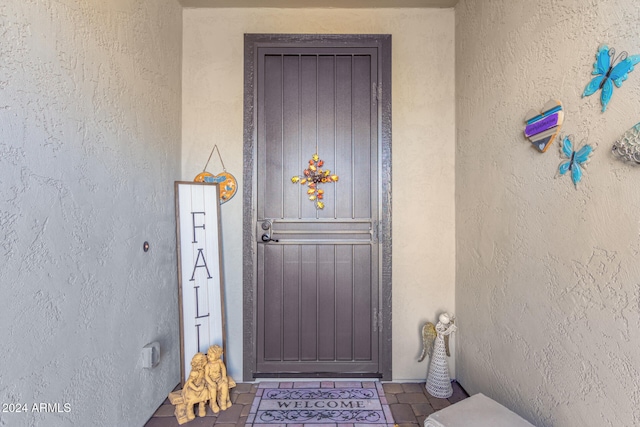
[[244, 35, 391, 379]]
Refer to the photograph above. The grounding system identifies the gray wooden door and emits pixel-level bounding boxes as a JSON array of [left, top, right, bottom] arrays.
[[244, 35, 392, 379]]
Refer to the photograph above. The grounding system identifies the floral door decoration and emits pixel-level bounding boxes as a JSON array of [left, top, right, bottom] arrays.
[[291, 153, 339, 209]]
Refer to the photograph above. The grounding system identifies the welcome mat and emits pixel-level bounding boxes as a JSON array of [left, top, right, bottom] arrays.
[[247, 381, 395, 426]]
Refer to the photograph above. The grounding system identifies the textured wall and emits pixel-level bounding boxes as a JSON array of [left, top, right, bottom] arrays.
[[0, 1, 182, 426], [183, 8, 455, 381], [456, 0, 640, 426]]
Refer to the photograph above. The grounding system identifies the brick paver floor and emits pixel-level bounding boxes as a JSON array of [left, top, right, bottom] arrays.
[[145, 381, 468, 427]]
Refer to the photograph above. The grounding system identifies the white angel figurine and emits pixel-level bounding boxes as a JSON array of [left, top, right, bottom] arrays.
[[422, 313, 456, 398]]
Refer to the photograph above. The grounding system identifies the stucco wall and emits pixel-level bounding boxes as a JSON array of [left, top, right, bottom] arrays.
[[456, 1, 640, 426], [183, 8, 455, 381], [0, 1, 182, 426]]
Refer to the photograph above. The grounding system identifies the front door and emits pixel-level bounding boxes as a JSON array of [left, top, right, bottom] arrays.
[[243, 34, 391, 380]]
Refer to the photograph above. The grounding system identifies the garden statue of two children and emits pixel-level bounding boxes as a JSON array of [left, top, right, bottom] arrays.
[[168, 345, 236, 424]]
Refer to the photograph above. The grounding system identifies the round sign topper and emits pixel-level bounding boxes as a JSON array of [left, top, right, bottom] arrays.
[[193, 145, 237, 204], [193, 171, 237, 204]]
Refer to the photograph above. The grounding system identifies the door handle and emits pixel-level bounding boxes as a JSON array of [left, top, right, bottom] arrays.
[[261, 233, 279, 243]]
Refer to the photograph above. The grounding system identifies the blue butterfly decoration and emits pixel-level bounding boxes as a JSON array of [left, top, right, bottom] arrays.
[[558, 135, 593, 187], [583, 45, 640, 112]]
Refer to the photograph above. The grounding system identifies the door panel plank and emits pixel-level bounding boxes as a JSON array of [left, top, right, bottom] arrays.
[[263, 245, 283, 361], [300, 56, 318, 220], [335, 56, 354, 219], [353, 244, 372, 360], [352, 55, 373, 219], [317, 245, 336, 360], [335, 245, 354, 361], [282, 245, 300, 360], [283, 56, 301, 220], [299, 245, 318, 360], [317, 56, 336, 220], [264, 55, 284, 219]]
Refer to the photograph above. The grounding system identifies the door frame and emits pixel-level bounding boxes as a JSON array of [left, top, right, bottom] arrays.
[[242, 33, 392, 381]]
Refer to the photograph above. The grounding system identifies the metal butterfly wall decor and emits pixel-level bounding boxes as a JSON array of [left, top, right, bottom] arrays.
[[558, 135, 594, 188], [583, 45, 640, 112]]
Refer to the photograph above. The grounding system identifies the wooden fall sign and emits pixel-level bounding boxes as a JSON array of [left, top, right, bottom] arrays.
[[175, 181, 227, 385]]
